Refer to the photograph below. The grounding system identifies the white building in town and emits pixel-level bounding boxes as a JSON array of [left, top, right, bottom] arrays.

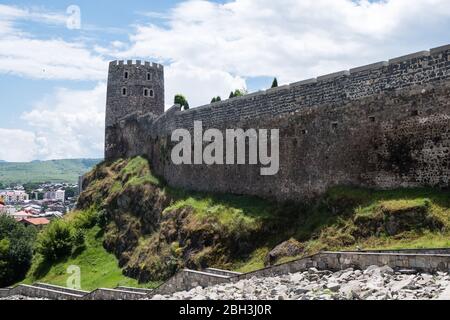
[[44, 190, 65, 202], [0, 190, 30, 204]]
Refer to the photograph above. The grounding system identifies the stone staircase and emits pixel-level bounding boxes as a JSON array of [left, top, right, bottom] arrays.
[[203, 268, 243, 278], [83, 288, 148, 300], [33, 282, 89, 297], [115, 286, 154, 294]]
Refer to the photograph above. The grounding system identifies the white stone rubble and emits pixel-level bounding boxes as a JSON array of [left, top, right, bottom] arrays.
[[0, 295, 49, 300], [149, 267, 450, 301]]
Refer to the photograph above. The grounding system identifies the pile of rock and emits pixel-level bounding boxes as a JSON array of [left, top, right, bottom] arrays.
[[150, 266, 449, 300]]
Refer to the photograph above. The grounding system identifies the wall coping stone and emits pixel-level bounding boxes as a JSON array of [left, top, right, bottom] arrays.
[[350, 61, 389, 74], [34, 282, 89, 294], [182, 268, 233, 279], [430, 44, 450, 55], [317, 70, 350, 81], [204, 268, 243, 276], [388, 50, 430, 64]]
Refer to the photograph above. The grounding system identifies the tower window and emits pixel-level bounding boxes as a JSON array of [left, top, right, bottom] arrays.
[[147, 73, 151, 81], [144, 88, 154, 97], [331, 122, 338, 130], [122, 87, 127, 96], [369, 116, 376, 122], [124, 71, 129, 79]]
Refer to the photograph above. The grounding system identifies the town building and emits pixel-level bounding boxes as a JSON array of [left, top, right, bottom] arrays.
[[19, 217, 50, 227], [0, 190, 30, 204], [44, 190, 65, 202]]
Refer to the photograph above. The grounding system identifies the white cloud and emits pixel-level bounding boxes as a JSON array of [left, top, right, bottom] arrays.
[[0, 37, 108, 80], [119, 0, 450, 87], [3, 0, 450, 162], [0, 4, 67, 23], [0, 4, 108, 80], [0, 129, 37, 162], [165, 62, 246, 108], [20, 82, 106, 160]]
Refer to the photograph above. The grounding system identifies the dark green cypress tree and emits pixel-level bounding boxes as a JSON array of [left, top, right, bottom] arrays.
[[271, 77, 278, 88]]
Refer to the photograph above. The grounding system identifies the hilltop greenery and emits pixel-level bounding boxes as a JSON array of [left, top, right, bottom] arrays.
[[0, 159, 101, 185], [20, 157, 450, 289], [174, 94, 190, 110]]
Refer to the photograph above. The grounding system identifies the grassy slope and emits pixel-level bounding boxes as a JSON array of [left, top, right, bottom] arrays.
[[22, 157, 450, 288], [148, 184, 450, 273], [23, 226, 159, 291], [0, 159, 101, 184]]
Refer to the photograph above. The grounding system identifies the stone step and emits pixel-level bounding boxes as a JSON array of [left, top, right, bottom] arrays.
[[0, 288, 11, 298], [203, 268, 243, 278], [83, 288, 148, 300], [115, 286, 153, 294], [33, 282, 89, 296], [11, 284, 83, 300]]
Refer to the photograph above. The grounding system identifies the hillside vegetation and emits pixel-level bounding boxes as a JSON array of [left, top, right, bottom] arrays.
[[24, 157, 450, 288], [0, 159, 101, 185]]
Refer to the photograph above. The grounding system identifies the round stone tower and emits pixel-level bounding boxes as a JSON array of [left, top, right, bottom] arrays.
[[105, 60, 165, 128]]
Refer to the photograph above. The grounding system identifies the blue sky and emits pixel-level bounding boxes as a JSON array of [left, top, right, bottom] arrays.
[[0, 0, 449, 162]]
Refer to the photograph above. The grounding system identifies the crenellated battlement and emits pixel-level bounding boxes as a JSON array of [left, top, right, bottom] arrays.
[[109, 60, 164, 70], [105, 58, 165, 129]]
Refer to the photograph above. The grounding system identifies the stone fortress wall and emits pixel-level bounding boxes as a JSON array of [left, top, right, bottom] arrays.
[[105, 44, 450, 201]]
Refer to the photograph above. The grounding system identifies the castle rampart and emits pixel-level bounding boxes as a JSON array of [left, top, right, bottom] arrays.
[[105, 45, 450, 201]]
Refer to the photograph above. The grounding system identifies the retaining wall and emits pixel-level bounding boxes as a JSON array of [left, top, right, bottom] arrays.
[[2, 250, 449, 300]]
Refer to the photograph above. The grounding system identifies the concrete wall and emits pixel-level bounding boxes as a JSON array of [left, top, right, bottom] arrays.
[[151, 269, 233, 296], [33, 282, 89, 295], [7, 284, 82, 300], [238, 251, 450, 281], [82, 288, 147, 300], [105, 45, 450, 201]]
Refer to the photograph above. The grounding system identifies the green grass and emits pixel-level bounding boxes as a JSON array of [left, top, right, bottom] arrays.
[[23, 226, 160, 291], [228, 186, 450, 272], [0, 159, 101, 185], [232, 248, 269, 273]]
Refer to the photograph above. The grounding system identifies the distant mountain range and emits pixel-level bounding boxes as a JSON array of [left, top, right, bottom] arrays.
[[0, 159, 102, 185]]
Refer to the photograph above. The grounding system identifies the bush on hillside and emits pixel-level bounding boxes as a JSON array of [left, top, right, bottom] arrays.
[[37, 220, 74, 261]]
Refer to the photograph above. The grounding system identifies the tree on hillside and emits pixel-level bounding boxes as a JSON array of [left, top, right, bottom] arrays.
[[174, 94, 190, 110], [0, 215, 37, 287], [271, 77, 278, 88]]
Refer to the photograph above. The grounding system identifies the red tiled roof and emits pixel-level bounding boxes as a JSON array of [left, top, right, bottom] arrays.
[[21, 218, 50, 226], [13, 211, 32, 216]]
